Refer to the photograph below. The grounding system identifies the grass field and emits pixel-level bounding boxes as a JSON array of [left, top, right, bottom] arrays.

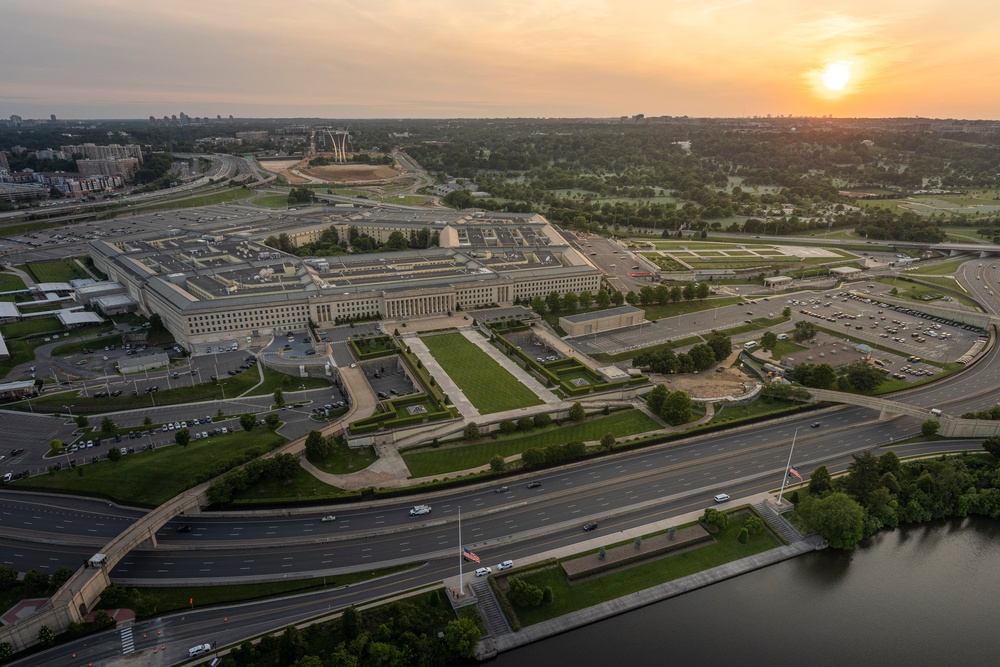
[[403, 410, 661, 477], [910, 258, 975, 276], [0, 316, 63, 339], [14, 428, 286, 505], [228, 465, 348, 504], [251, 193, 291, 208], [22, 259, 89, 283], [421, 332, 543, 414], [505, 512, 779, 627], [0, 272, 28, 294], [133, 187, 254, 212]]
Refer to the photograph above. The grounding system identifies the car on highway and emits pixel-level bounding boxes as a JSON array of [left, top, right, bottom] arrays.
[[713, 493, 731, 503], [496, 486, 509, 493], [474, 567, 492, 577], [177, 525, 192, 533], [527, 481, 542, 489], [583, 522, 599, 532], [811, 422, 821, 428], [497, 559, 514, 571], [321, 515, 336, 522], [409, 505, 432, 517]]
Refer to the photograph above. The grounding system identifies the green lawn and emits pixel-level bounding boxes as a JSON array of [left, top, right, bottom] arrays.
[[421, 332, 542, 414], [403, 410, 662, 477], [0, 316, 63, 339], [252, 193, 291, 208], [51, 333, 123, 356], [910, 258, 975, 276], [23, 260, 90, 283], [0, 272, 28, 294], [506, 513, 779, 627], [133, 187, 254, 212], [14, 428, 286, 506], [228, 465, 348, 504]]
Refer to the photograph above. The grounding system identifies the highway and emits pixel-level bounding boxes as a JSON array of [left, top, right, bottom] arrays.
[[2, 257, 1000, 665]]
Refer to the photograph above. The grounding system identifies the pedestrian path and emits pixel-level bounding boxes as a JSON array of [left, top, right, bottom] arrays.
[[755, 500, 803, 543], [406, 335, 480, 418]]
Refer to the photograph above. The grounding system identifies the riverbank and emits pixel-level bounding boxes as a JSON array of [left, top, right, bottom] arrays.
[[449, 492, 826, 660]]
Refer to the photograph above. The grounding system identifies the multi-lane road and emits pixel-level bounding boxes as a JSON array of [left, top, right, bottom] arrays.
[[2, 258, 1000, 665]]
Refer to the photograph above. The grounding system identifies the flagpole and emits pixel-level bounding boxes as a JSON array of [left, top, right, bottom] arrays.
[[458, 506, 463, 596], [777, 427, 799, 506]]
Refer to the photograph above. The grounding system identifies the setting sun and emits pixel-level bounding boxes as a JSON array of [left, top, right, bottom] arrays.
[[821, 61, 853, 91]]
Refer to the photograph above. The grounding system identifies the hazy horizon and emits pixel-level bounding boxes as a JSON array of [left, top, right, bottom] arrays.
[[4, 0, 999, 122]]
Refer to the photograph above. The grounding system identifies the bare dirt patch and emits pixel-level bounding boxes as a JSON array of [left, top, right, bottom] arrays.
[[658, 365, 757, 400], [262, 155, 400, 185]]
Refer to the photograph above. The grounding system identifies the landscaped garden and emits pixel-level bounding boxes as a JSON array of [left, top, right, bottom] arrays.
[[422, 332, 543, 414]]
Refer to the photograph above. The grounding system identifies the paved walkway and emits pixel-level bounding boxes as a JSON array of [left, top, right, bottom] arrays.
[[405, 334, 480, 418], [3, 265, 35, 288], [301, 440, 411, 490]]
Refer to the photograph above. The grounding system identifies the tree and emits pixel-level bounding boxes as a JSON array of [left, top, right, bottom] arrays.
[[23, 569, 50, 593], [562, 290, 579, 312], [782, 306, 792, 317], [517, 416, 534, 432], [737, 527, 749, 544], [509, 577, 544, 607], [341, 606, 361, 641], [595, 288, 611, 308], [530, 295, 546, 314], [793, 320, 816, 341], [921, 419, 940, 437], [546, 290, 562, 314], [75, 414, 90, 429], [100, 417, 116, 435], [0, 565, 17, 589], [646, 384, 668, 415], [844, 361, 885, 392], [600, 433, 616, 451], [264, 413, 281, 430], [273, 387, 285, 408], [701, 507, 729, 530], [522, 448, 546, 467], [533, 413, 552, 428], [660, 390, 692, 426], [744, 515, 766, 536], [489, 454, 506, 473], [808, 465, 833, 496], [983, 436, 1000, 460], [51, 566, 73, 589], [569, 402, 585, 420], [610, 290, 625, 306], [444, 617, 481, 659], [305, 430, 332, 460], [705, 331, 732, 360], [49, 439, 63, 455], [37, 625, 54, 647], [143, 416, 153, 428], [695, 282, 711, 299], [175, 429, 191, 447], [240, 413, 256, 432], [0, 642, 12, 661], [761, 331, 778, 352], [802, 492, 865, 550], [682, 283, 696, 301], [625, 290, 638, 305], [541, 586, 553, 605], [499, 419, 517, 435], [463, 422, 481, 440], [579, 290, 593, 308]]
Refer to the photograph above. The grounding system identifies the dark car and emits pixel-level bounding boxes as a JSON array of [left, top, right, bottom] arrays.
[[527, 481, 542, 489], [811, 422, 821, 428], [496, 486, 509, 493], [583, 522, 598, 532], [177, 525, 193, 533]]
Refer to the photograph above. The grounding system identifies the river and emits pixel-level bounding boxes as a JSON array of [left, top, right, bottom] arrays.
[[489, 517, 1000, 666]]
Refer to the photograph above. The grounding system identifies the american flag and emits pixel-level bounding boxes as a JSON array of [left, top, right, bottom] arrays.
[[788, 467, 803, 481], [462, 548, 480, 564]]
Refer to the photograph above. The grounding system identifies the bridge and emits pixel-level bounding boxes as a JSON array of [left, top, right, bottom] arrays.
[[806, 388, 1000, 438]]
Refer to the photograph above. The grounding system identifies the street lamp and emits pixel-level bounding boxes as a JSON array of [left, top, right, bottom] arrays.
[[777, 427, 799, 506]]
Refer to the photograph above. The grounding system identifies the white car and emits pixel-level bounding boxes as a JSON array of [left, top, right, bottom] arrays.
[[321, 515, 336, 522], [713, 493, 731, 503], [497, 560, 514, 571], [475, 567, 492, 577], [409, 505, 431, 517]]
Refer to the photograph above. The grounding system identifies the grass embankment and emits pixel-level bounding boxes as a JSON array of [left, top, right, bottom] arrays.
[[505, 513, 779, 627], [14, 427, 286, 506], [119, 564, 419, 615], [421, 332, 543, 414], [403, 410, 662, 477], [21, 259, 90, 283], [130, 186, 254, 212]]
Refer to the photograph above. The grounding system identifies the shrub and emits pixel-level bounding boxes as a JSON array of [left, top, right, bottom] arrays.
[[508, 577, 544, 607]]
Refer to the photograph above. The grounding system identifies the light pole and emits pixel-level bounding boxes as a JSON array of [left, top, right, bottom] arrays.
[[777, 427, 799, 506]]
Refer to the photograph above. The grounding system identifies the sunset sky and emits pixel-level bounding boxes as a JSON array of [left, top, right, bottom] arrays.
[[3, 0, 998, 120]]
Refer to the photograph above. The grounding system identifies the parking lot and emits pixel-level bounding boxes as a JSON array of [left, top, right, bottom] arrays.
[[360, 357, 417, 401]]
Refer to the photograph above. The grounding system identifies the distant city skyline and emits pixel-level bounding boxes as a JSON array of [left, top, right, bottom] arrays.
[[3, 0, 998, 121]]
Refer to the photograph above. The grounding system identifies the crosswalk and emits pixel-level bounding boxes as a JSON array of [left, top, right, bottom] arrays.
[[121, 627, 134, 654]]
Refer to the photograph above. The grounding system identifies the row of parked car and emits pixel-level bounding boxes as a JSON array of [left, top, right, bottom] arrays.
[[161, 416, 214, 432]]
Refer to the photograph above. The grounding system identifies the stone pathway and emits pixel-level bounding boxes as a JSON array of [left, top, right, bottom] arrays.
[[470, 578, 511, 638], [406, 334, 480, 418]]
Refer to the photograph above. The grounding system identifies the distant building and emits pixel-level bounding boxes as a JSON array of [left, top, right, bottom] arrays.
[[560, 305, 644, 337], [60, 143, 142, 163]]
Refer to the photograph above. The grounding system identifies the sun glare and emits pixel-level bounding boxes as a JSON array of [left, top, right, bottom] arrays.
[[821, 61, 853, 91]]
